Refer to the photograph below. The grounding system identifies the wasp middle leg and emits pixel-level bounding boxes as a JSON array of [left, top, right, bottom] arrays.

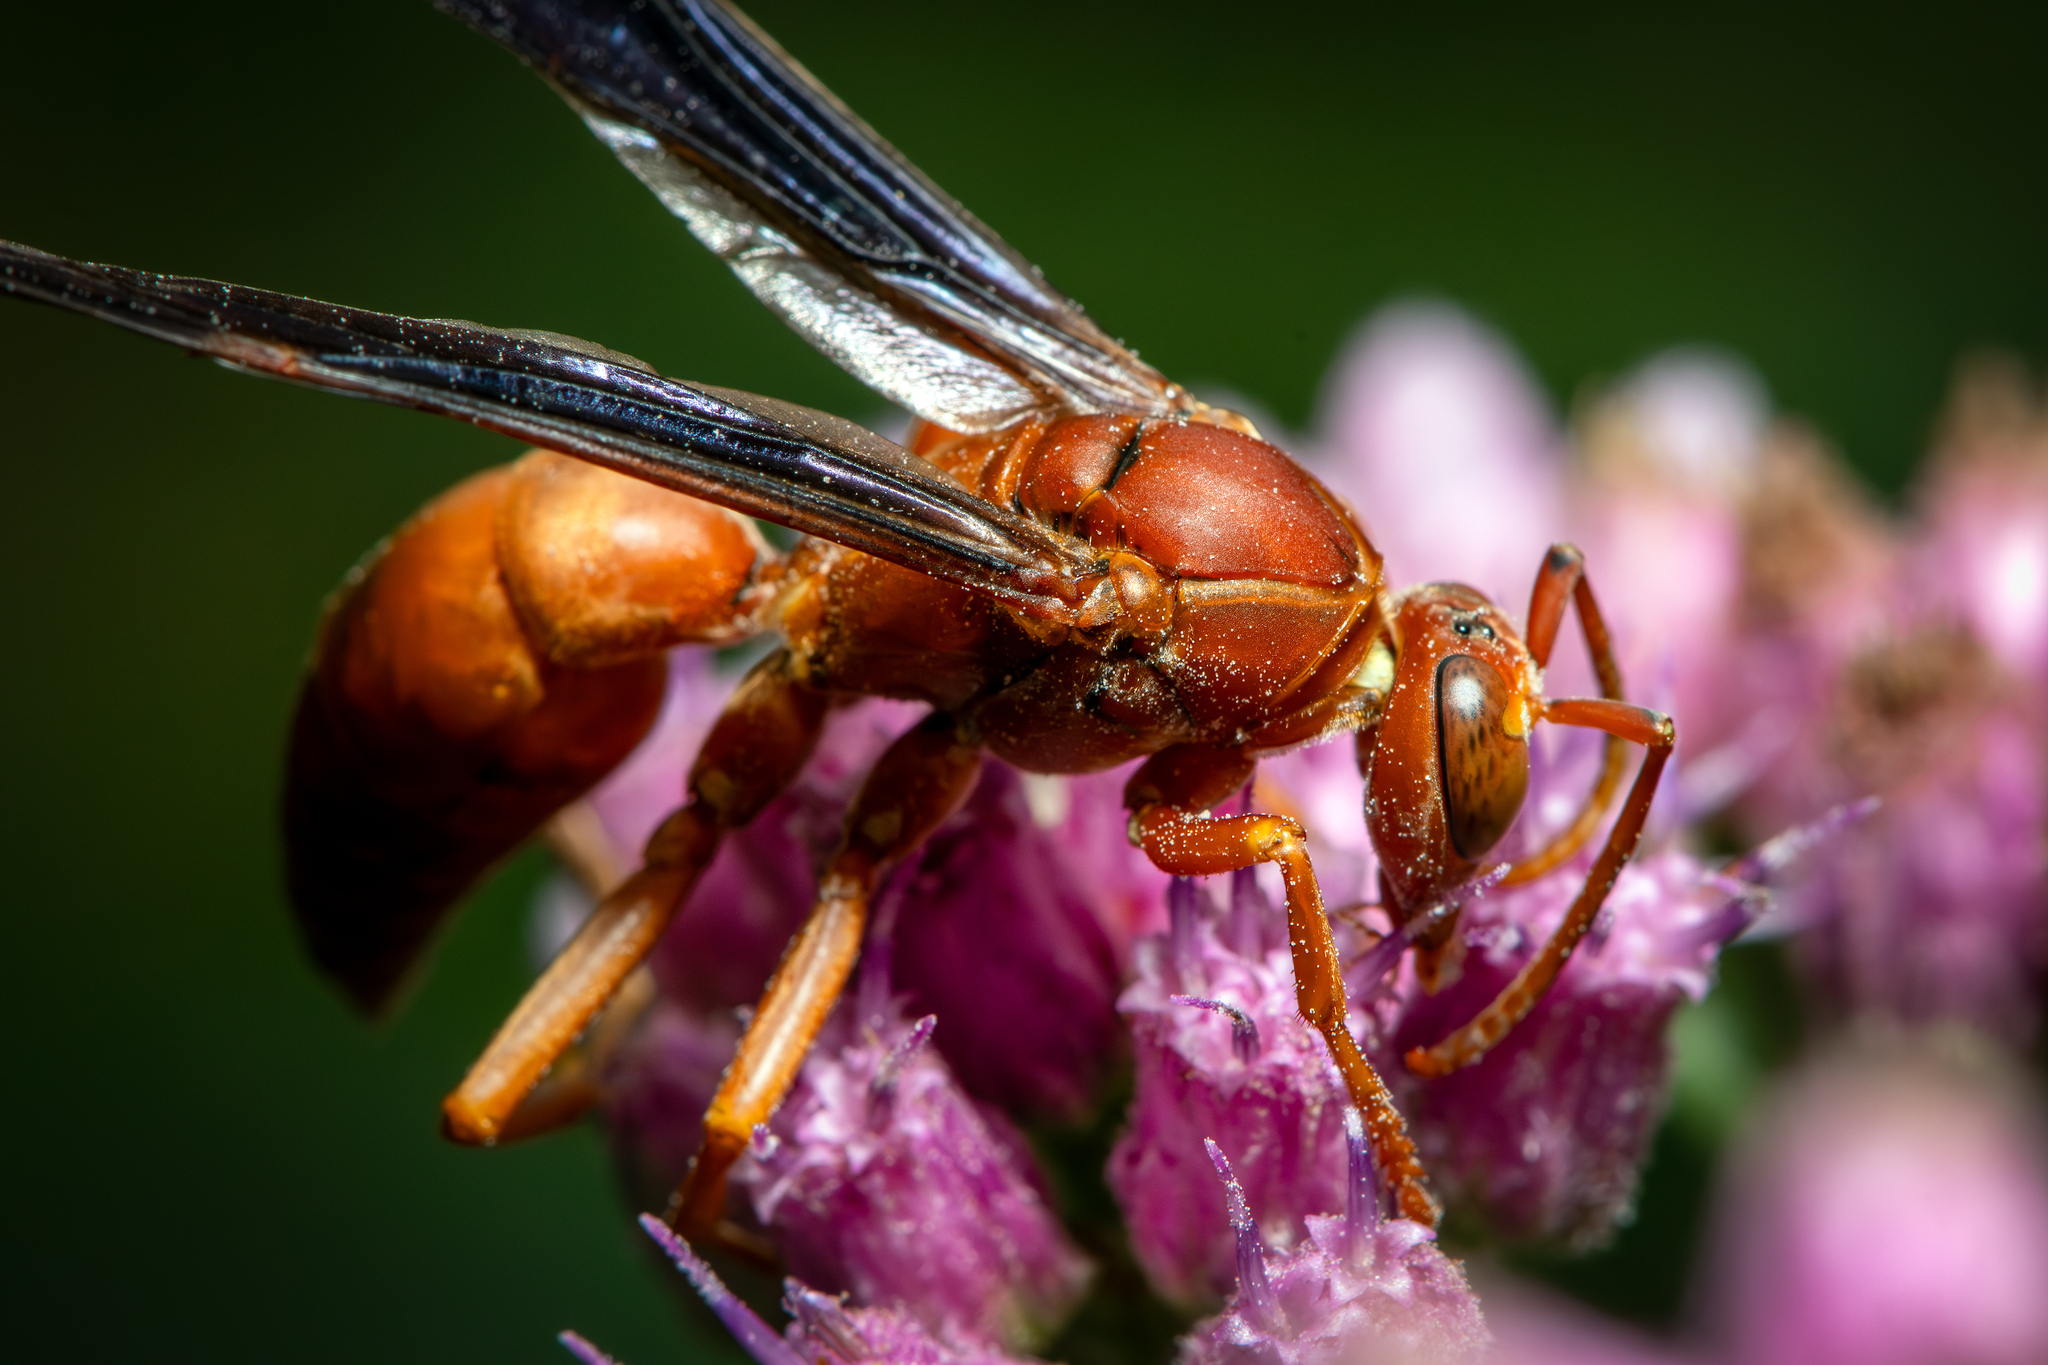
[[1127, 744, 1442, 1228], [442, 651, 828, 1144], [667, 711, 985, 1237]]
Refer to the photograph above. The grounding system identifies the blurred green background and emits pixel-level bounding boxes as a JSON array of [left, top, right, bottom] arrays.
[[2, 1, 2043, 1360]]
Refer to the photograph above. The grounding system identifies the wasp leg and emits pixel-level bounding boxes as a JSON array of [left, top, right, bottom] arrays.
[[442, 652, 828, 1145], [1502, 543, 1632, 887], [1407, 699, 1674, 1078], [484, 807, 649, 1144], [541, 800, 635, 900], [669, 712, 984, 1237], [1127, 745, 1441, 1229], [492, 966, 661, 1143]]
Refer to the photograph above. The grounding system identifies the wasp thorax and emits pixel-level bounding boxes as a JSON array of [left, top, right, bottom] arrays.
[[1436, 653, 1530, 860]]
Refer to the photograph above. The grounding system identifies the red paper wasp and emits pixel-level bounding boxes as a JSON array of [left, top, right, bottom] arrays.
[[0, 0, 1671, 1232]]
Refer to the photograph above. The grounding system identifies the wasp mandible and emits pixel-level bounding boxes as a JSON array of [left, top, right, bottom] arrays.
[[0, 0, 1672, 1232]]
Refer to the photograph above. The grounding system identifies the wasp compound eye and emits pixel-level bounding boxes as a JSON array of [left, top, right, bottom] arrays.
[[1436, 653, 1530, 860]]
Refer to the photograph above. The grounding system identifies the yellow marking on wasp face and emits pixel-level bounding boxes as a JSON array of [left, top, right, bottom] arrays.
[[1353, 638, 1396, 697]]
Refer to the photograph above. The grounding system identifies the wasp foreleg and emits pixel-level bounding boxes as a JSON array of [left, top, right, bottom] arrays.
[[1406, 700, 1674, 1078], [1503, 543, 1632, 886], [1127, 745, 1442, 1229]]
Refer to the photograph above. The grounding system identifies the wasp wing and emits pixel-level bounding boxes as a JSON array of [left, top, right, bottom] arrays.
[[436, 0, 1178, 433], [2, 241, 1091, 618]]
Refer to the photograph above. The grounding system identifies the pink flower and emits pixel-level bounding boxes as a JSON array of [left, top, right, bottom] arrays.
[[1568, 352, 1766, 773], [1789, 693, 2048, 1042], [1107, 833, 1764, 1293], [1180, 1125, 1489, 1364], [883, 762, 1129, 1121], [1745, 359, 2048, 1042], [1704, 1037, 2048, 1365], [632, 1214, 1043, 1365], [642, 679, 917, 1020], [1253, 724, 1774, 1252], [1107, 873, 1357, 1305], [1478, 1284, 1696, 1365], [602, 994, 743, 1209], [572, 658, 917, 1202], [732, 1005, 1094, 1352], [1373, 850, 1757, 1248], [1027, 761, 1174, 958], [566, 650, 1142, 1205], [528, 308, 2048, 1365], [1912, 355, 2048, 685], [1308, 304, 1565, 608]]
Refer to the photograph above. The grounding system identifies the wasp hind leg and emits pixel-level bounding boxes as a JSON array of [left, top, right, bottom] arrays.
[[1127, 744, 1442, 1229], [667, 712, 985, 1238], [441, 651, 829, 1145], [475, 808, 652, 1145], [488, 966, 661, 1144]]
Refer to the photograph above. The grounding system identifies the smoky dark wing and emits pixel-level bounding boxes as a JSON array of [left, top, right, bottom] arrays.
[[1, 240, 1091, 617], [435, 0, 1178, 431]]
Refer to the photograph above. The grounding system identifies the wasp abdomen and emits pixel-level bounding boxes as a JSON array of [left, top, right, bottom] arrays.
[[284, 458, 772, 1013]]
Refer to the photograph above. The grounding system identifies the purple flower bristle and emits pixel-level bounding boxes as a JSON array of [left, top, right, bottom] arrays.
[[1728, 796, 1882, 888], [638, 1214, 808, 1365], [1170, 995, 1262, 1063], [1344, 1105, 1378, 1262], [868, 1012, 937, 1102], [557, 1330, 623, 1365], [1205, 1139, 1280, 1332]]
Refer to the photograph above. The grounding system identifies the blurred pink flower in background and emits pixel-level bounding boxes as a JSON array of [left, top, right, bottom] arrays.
[[1706, 1037, 2048, 1365], [1788, 669, 2048, 1042], [1914, 357, 2048, 687], [1567, 350, 1775, 788], [1310, 303, 1564, 608], [1474, 1036, 2048, 1365], [1479, 1287, 1694, 1365], [1728, 360, 2048, 1043]]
